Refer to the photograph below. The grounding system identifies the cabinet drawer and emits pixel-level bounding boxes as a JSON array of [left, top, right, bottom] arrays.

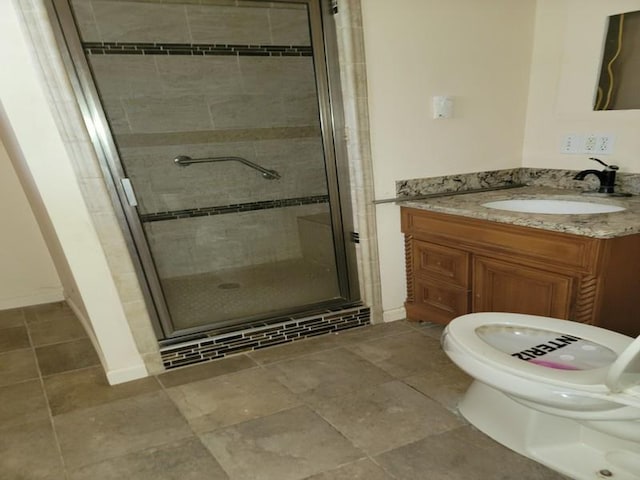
[[407, 278, 469, 325], [402, 208, 601, 272], [412, 240, 469, 288]]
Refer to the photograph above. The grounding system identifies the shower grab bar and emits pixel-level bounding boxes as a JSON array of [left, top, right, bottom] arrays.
[[174, 155, 281, 180]]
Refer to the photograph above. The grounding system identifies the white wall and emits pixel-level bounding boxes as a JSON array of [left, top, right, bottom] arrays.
[[0, 137, 62, 310], [0, 0, 147, 384], [522, 0, 640, 172], [361, 0, 537, 320]]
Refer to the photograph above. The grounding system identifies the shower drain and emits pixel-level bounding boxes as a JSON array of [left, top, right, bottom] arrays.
[[218, 282, 241, 290]]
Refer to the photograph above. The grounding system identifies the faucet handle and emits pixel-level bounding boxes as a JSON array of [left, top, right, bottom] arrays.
[[589, 157, 618, 170]]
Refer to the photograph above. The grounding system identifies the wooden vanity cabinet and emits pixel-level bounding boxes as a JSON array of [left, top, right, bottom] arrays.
[[409, 239, 471, 325], [401, 207, 640, 336]]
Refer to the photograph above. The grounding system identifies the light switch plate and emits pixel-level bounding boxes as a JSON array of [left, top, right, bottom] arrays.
[[432, 96, 453, 119]]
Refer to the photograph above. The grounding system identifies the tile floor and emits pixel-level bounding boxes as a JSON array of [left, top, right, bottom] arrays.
[[0, 302, 568, 479]]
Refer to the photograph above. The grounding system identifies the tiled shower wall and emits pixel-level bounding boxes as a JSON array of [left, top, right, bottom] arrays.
[[72, 0, 332, 277], [145, 204, 329, 277]]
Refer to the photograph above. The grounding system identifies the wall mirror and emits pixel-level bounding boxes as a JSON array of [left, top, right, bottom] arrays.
[[594, 10, 640, 110]]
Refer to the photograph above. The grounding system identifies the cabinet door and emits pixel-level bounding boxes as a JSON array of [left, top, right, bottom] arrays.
[[407, 277, 469, 325], [473, 256, 574, 319]]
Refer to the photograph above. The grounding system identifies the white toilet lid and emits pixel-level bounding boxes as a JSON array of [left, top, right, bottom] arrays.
[[446, 312, 635, 387], [606, 333, 640, 392], [477, 325, 618, 371]]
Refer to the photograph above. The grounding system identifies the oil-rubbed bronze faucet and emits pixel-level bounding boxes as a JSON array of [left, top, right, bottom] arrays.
[[573, 157, 618, 194]]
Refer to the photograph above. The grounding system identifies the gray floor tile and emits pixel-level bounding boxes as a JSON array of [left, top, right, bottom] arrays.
[[55, 390, 193, 469], [0, 418, 65, 480], [28, 313, 87, 346], [303, 458, 393, 480], [308, 380, 463, 455], [158, 354, 258, 388], [408, 321, 446, 340], [375, 426, 568, 480], [268, 347, 393, 399], [0, 326, 30, 353], [247, 333, 343, 365], [200, 406, 364, 480], [67, 437, 229, 480], [35, 338, 100, 376], [24, 301, 74, 322], [0, 308, 25, 328], [0, 348, 39, 387], [44, 365, 161, 416], [0, 379, 49, 429], [167, 367, 300, 433], [347, 330, 451, 378], [404, 361, 473, 411], [331, 320, 414, 345]]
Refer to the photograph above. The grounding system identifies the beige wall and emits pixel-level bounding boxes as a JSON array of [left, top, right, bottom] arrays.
[[522, 0, 640, 172], [0, 137, 62, 310], [362, 0, 537, 320]]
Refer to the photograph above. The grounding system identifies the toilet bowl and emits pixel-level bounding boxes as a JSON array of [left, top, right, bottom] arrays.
[[442, 312, 640, 480]]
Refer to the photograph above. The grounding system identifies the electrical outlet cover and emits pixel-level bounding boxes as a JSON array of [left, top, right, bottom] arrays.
[[595, 135, 615, 154], [560, 134, 582, 154], [583, 134, 598, 153]]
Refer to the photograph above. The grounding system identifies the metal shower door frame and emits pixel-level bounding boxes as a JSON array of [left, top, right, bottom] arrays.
[[46, 0, 360, 341]]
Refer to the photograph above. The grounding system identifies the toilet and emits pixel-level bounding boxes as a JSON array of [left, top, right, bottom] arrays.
[[442, 312, 640, 480]]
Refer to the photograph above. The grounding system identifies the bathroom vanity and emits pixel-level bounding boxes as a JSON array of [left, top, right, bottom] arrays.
[[401, 187, 640, 337]]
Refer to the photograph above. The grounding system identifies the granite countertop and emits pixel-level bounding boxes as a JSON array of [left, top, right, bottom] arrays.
[[399, 186, 640, 239]]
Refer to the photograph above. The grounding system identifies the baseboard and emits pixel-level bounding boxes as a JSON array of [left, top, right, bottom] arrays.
[[383, 306, 406, 323], [105, 363, 149, 385], [0, 289, 64, 311]]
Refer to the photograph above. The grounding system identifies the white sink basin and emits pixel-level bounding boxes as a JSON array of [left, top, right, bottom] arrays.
[[481, 199, 625, 215]]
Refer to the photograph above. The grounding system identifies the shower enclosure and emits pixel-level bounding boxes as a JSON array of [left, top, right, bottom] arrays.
[[50, 0, 359, 341]]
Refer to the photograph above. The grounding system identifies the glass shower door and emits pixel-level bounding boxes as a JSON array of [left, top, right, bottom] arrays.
[[64, 0, 351, 335]]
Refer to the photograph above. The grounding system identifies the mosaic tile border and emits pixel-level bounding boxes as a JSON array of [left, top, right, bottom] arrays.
[[160, 305, 370, 369], [83, 42, 313, 57], [140, 194, 329, 223]]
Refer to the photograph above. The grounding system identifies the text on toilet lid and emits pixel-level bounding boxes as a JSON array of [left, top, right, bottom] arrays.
[[476, 325, 618, 370]]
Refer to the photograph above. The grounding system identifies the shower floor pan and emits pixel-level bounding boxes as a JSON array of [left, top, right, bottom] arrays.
[[162, 258, 340, 331]]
